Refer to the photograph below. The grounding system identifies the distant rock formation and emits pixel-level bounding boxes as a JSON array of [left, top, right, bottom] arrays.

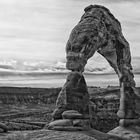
[[0, 87, 60, 104]]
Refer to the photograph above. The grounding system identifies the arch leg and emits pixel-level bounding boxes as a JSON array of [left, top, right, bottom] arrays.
[[117, 64, 138, 119], [98, 44, 139, 120]]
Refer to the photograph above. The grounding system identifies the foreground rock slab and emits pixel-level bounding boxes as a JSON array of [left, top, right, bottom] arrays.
[[108, 126, 140, 140], [0, 130, 96, 140], [0, 129, 125, 140]]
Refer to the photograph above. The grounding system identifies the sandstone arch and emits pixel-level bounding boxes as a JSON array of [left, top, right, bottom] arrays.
[[51, 5, 140, 129], [66, 5, 139, 120]]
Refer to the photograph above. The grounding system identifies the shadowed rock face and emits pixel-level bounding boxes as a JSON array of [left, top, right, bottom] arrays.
[[52, 72, 89, 120]]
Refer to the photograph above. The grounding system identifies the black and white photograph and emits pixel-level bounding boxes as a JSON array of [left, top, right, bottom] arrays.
[[0, 0, 140, 139]]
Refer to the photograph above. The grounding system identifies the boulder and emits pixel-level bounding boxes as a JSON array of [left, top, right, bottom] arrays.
[[62, 110, 84, 119], [48, 126, 86, 131], [47, 119, 73, 130], [73, 119, 90, 128]]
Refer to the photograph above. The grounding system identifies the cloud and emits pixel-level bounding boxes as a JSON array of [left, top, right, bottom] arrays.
[[0, 0, 139, 71], [0, 65, 14, 70], [0, 55, 139, 76]]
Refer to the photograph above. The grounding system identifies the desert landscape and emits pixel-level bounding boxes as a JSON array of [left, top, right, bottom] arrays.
[[0, 0, 140, 139], [0, 85, 139, 139]]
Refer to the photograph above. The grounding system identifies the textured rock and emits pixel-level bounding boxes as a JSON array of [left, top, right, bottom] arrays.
[[48, 126, 86, 131], [119, 119, 140, 127], [73, 119, 90, 128], [65, 4, 138, 122], [0, 86, 120, 132], [1, 86, 139, 132], [52, 72, 89, 120], [50, 71, 91, 131], [48, 111, 91, 131], [0, 130, 97, 140], [66, 4, 132, 74], [4, 122, 41, 131], [0, 128, 3, 133], [0, 85, 139, 136], [47, 119, 73, 130], [0, 122, 8, 132], [0, 129, 125, 140], [108, 126, 140, 140], [62, 110, 84, 119], [0, 87, 60, 104]]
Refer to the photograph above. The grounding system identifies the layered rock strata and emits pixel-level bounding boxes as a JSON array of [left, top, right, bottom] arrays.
[[51, 72, 90, 130]]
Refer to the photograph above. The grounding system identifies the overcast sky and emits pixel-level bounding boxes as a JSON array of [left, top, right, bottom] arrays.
[[0, 0, 140, 64]]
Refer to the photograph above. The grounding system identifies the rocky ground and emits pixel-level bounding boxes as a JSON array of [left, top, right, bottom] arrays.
[[0, 86, 139, 139], [0, 130, 97, 140], [0, 128, 126, 140]]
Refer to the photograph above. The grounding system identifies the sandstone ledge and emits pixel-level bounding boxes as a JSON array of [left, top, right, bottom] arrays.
[[0, 130, 96, 140], [0, 128, 127, 140]]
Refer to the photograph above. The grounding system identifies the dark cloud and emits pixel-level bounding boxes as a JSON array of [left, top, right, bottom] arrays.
[[0, 65, 14, 70]]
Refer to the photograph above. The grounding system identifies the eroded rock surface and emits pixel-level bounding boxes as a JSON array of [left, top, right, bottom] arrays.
[[65, 4, 139, 121], [0, 122, 8, 132], [52, 72, 89, 120], [50, 71, 91, 131], [108, 126, 140, 140], [62, 110, 84, 119], [0, 129, 125, 140], [0, 130, 97, 140]]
